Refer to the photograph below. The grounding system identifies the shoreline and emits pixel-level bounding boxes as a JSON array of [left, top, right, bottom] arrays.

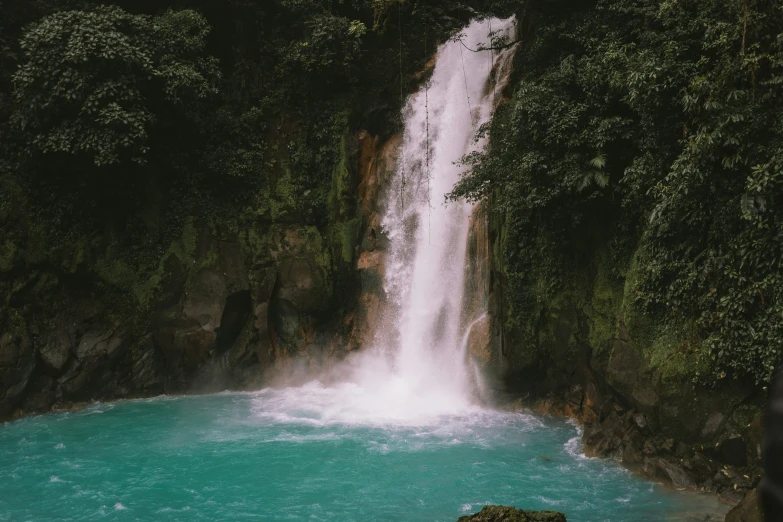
[[505, 393, 759, 518], [0, 387, 744, 520]]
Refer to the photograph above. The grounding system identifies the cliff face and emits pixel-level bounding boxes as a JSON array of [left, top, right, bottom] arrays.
[[0, 129, 401, 421], [471, 189, 765, 503]]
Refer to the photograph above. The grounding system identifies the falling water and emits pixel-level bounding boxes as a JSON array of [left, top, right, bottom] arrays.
[[360, 17, 519, 416]]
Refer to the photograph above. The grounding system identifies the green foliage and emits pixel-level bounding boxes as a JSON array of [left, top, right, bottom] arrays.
[[453, 0, 783, 385], [0, 0, 510, 354], [12, 6, 219, 166]]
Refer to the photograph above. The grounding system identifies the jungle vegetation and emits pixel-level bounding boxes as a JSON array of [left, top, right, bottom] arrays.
[[452, 0, 783, 386]]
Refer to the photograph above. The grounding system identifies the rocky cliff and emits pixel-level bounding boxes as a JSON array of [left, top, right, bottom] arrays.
[[470, 206, 766, 510], [0, 128, 402, 421]]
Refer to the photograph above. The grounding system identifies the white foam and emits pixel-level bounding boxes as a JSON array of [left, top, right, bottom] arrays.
[[536, 496, 565, 506], [563, 420, 590, 461]]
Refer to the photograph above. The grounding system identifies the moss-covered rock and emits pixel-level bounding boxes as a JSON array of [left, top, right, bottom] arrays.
[[457, 506, 566, 522]]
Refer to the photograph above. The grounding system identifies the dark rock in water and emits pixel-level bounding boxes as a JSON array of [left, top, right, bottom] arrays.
[[457, 506, 566, 522], [580, 406, 763, 504], [724, 486, 763, 522]]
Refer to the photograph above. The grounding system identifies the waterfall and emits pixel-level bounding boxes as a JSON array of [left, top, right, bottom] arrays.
[[350, 17, 518, 419]]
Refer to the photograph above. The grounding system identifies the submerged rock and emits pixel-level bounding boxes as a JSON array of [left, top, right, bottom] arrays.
[[457, 506, 566, 522]]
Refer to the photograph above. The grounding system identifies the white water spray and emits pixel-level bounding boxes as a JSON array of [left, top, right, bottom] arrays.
[[259, 18, 518, 424], [351, 17, 518, 419]]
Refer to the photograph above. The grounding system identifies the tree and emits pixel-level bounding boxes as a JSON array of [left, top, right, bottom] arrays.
[[12, 6, 220, 167]]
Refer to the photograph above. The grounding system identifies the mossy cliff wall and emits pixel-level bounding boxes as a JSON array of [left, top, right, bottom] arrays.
[[0, 126, 400, 421], [451, 0, 774, 507], [477, 208, 766, 501]]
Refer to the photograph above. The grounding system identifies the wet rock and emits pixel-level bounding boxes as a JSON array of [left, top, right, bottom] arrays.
[[0, 330, 35, 417], [253, 302, 274, 362], [621, 444, 644, 467], [468, 315, 493, 367], [357, 250, 384, 274], [21, 375, 55, 412], [58, 361, 88, 399], [633, 413, 647, 429], [155, 326, 216, 374], [75, 329, 127, 366], [277, 258, 322, 312], [606, 327, 639, 398], [457, 506, 566, 522], [0, 332, 19, 367], [702, 412, 725, 437], [131, 338, 165, 393], [183, 269, 228, 332], [720, 488, 747, 506], [644, 457, 696, 489], [354, 292, 381, 346], [39, 330, 72, 375], [725, 487, 763, 522]]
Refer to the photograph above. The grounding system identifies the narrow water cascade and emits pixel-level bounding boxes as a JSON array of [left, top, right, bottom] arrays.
[[345, 18, 518, 417]]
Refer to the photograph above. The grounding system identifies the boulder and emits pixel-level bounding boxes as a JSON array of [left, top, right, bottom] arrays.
[[457, 506, 566, 522], [183, 269, 228, 332], [131, 338, 165, 393], [606, 335, 639, 399], [76, 329, 125, 361], [724, 487, 763, 522], [467, 315, 493, 367], [644, 457, 696, 490]]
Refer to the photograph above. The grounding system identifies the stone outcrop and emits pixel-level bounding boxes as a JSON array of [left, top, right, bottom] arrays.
[[457, 506, 566, 522], [725, 486, 764, 522]]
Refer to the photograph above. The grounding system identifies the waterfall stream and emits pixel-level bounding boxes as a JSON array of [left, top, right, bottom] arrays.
[[347, 18, 518, 417]]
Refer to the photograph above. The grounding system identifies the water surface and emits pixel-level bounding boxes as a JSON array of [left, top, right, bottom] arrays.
[[0, 386, 728, 521]]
